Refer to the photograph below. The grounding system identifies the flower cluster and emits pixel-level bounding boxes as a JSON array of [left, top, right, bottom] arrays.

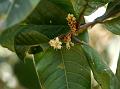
[[63, 33, 74, 49], [49, 36, 74, 49], [49, 14, 77, 49], [66, 14, 78, 35], [49, 37, 62, 49], [66, 41, 74, 49]]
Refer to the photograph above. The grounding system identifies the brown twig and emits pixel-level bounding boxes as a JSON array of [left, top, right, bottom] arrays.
[[59, 14, 100, 44], [59, 19, 98, 42], [78, 21, 97, 33]]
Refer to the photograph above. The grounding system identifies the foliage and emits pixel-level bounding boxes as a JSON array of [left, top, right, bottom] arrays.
[[0, 0, 120, 89]]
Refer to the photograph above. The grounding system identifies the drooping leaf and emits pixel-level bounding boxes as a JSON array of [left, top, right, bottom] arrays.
[[35, 45, 91, 89], [0, 25, 23, 51], [14, 25, 69, 60], [14, 55, 41, 89], [14, 29, 49, 61], [82, 45, 120, 89], [116, 52, 120, 81], [0, 24, 69, 51], [0, 0, 40, 30]]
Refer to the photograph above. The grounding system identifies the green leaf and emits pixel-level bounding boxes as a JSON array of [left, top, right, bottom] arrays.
[[0, 25, 48, 52], [95, 0, 120, 35], [95, 0, 120, 22], [35, 45, 91, 89], [82, 45, 120, 89], [0, 0, 40, 30], [14, 55, 41, 89], [14, 29, 49, 61], [77, 31, 89, 43], [84, 0, 108, 15], [25, 0, 101, 25], [70, 0, 87, 19], [116, 52, 120, 81], [104, 17, 120, 35], [14, 25, 69, 60], [0, 25, 23, 51], [25, 0, 75, 25], [0, 24, 69, 51], [105, 0, 120, 18]]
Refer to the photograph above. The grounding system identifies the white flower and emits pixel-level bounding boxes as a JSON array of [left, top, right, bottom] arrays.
[[70, 42, 74, 46], [66, 42, 74, 49], [49, 37, 62, 49], [66, 42, 71, 49], [66, 14, 76, 21]]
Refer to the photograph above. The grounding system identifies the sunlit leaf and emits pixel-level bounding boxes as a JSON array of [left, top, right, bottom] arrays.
[[0, 0, 40, 30]]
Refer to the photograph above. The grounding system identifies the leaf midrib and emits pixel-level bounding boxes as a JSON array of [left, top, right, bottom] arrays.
[[60, 50, 70, 89], [5, 0, 16, 20]]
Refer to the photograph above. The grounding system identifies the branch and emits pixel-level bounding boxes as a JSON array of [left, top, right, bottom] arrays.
[[59, 20, 98, 41], [78, 20, 99, 34], [59, 15, 101, 42]]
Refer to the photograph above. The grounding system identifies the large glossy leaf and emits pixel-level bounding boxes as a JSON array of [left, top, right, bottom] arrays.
[[0, 0, 40, 30], [82, 45, 120, 89], [116, 52, 120, 81], [14, 55, 41, 89], [14, 25, 69, 60], [35, 45, 91, 89]]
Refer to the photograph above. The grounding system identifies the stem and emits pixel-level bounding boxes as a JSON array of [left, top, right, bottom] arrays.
[[59, 16, 100, 42], [78, 21, 97, 33], [72, 37, 89, 46]]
